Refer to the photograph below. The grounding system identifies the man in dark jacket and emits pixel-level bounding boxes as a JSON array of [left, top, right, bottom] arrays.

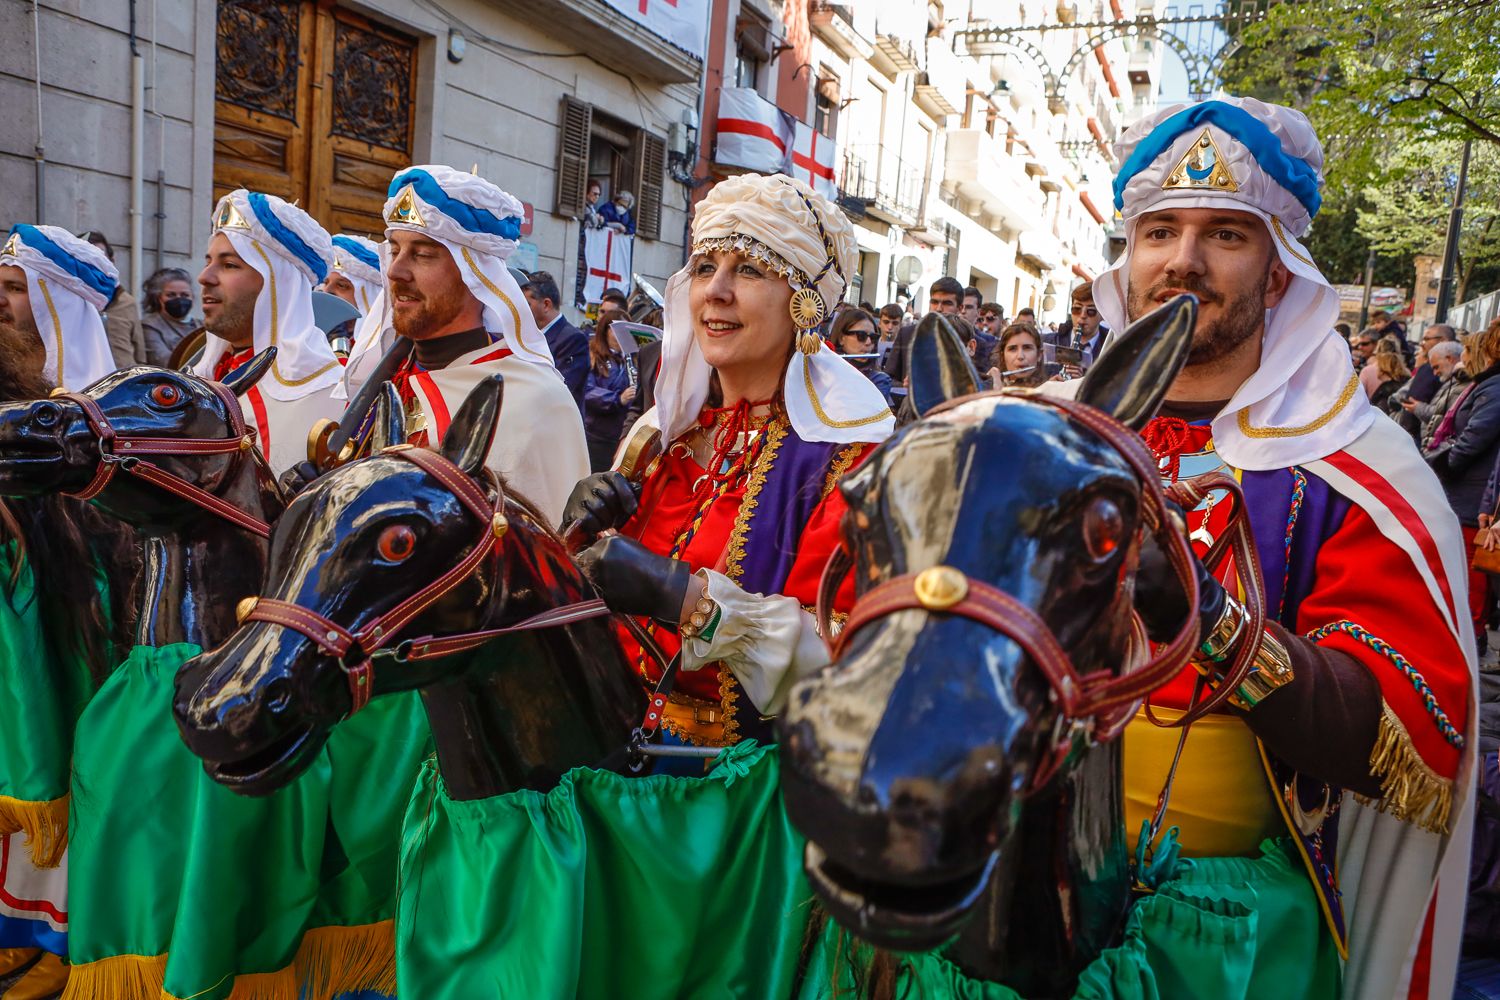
[[522, 270, 589, 412], [883, 276, 963, 386], [1409, 324, 1459, 404]]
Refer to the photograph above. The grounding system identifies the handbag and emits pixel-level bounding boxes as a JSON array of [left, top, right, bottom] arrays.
[[1473, 497, 1500, 573]]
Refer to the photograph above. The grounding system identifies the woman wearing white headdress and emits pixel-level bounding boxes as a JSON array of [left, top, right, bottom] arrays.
[[567, 173, 894, 757]]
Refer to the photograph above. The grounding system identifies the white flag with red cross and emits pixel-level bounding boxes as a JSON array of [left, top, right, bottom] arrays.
[[716, 87, 796, 175], [791, 122, 839, 201], [582, 228, 633, 306], [601, 0, 707, 58]]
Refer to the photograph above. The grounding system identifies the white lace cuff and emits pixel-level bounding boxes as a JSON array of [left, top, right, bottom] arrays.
[[680, 569, 829, 715]]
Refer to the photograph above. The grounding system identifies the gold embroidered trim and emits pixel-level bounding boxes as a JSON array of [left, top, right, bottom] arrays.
[[717, 661, 742, 747], [1236, 373, 1359, 439], [1355, 701, 1454, 834], [715, 414, 788, 744], [36, 276, 64, 390], [724, 416, 788, 585], [1270, 216, 1314, 268], [692, 234, 810, 287], [244, 239, 341, 388], [821, 443, 864, 499], [802, 358, 895, 430], [460, 246, 549, 364]]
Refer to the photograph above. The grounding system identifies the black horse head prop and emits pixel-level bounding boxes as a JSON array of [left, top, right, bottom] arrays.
[[173, 375, 643, 799], [777, 295, 1199, 990], [0, 350, 280, 529]]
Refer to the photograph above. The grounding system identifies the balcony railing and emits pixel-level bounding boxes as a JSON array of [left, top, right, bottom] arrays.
[[842, 144, 925, 225]]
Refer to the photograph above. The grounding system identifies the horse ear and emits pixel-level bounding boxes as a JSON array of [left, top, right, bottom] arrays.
[[440, 373, 505, 476], [1076, 295, 1197, 431], [219, 347, 277, 397], [908, 312, 981, 417], [366, 381, 406, 454]]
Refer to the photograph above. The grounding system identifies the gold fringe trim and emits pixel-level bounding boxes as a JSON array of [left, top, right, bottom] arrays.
[[60, 920, 395, 1000], [0, 793, 69, 868], [1356, 703, 1454, 835], [820, 442, 865, 500], [724, 416, 787, 586], [293, 920, 396, 1000]]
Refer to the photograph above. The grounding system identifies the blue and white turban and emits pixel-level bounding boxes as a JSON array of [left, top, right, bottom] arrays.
[[1095, 95, 1368, 470], [329, 234, 383, 315], [192, 189, 343, 402], [381, 165, 552, 366], [0, 225, 117, 390]]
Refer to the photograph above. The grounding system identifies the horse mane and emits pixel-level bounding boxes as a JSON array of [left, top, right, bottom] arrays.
[[0, 325, 138, 684]]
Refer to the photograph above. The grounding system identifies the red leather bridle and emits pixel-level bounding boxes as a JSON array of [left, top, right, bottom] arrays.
[[816, 390, 1264, 765], [54, 385, 273, 538], [239, 444, 610, 716]]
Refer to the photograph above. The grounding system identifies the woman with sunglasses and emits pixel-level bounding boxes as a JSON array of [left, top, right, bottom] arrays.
[[830, 306, 894, 408]]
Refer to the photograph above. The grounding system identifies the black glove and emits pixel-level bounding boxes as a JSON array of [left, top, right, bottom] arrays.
[[1133, 508, 1227, 645], [577, 535, 695, 625], [562, 472, 639, 544], [277, 460, 320, 500]]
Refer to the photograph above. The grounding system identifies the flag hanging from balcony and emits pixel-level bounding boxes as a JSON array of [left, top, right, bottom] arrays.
[[582, 228, 634, 305], [602, 0, 707, 59], [791, 122, 839, 201], [716, 87, 796, 175]]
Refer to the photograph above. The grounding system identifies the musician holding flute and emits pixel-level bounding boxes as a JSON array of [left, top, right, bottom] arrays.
[[584, 308, 640, 471]]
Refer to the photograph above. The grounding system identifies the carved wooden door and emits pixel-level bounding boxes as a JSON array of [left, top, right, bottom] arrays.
[[214, 0, 416, 240]]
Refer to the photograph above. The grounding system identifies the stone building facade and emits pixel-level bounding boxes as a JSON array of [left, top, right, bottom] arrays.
[[0, 0, 704, 307]]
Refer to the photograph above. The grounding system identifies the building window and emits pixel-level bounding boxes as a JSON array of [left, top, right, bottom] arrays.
[[814, 72, 840, 138], [554, 96, 666, 241], [734, 14, 771, 94]]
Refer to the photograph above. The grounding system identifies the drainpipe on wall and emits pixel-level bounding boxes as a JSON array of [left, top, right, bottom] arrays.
[[31, 0, 45, 222], [129, 0, 146, 291]]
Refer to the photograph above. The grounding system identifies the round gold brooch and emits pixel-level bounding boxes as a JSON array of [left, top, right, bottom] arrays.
[[789, 287, 827, 330]]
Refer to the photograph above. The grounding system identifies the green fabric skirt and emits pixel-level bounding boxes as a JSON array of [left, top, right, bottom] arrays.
[[67, 644, 430, 999], [0, 545, 95, 863], [398, 741, 1340, 1000]]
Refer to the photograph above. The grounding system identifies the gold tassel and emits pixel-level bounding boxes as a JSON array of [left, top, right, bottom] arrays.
[[0, 794, 69, 868], [59, 954, 166, 1000], [1356, 704, 1454, 835], [292, 920, 397, 1000], [61, 922, 393, 1000]]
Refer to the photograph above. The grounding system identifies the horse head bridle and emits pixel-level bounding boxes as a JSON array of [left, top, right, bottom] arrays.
[[54, 383, 273, 538], [816, 389, 1266, 788], [236, 444, 610, 716]]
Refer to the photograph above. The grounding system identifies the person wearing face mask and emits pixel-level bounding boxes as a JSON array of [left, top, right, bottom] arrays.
[[140, 267, 200, 367]]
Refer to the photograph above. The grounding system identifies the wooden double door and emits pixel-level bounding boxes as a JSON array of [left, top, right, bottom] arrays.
[[213, 0, 417, 238]]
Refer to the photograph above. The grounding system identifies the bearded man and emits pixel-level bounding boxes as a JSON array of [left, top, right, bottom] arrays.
[[1052, 96, 1475, 999], [192, 190, 345, 475], [342, 164, 587, 525], [0, 225, 118, 391]]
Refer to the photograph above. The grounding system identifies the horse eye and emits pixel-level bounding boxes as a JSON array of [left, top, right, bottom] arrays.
[[376, 524, 416, 563], [150, 384, 182, 407], [1082, 496, 1124, 560]]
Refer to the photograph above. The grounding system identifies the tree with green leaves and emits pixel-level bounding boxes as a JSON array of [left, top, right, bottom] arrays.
[[1217, 0, 1500, 300]]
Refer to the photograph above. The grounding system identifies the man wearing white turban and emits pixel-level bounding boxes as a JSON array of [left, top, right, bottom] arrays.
[[324, 234, 383, 315], [1048, 96, 1474, 1000], [343, 164, 586, 526], [192, 190, 345, 476], [564, 173, 893, 760], [0, 225, 119, 391]]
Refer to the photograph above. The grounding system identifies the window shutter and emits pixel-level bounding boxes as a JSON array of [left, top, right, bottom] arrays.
[[555, 96, 592, 218], [635, 130, 667, 241]]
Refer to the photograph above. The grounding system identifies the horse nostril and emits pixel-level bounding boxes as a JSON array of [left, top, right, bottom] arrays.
[[264, 677, 293, 714], [31, 402, 61, 429]]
